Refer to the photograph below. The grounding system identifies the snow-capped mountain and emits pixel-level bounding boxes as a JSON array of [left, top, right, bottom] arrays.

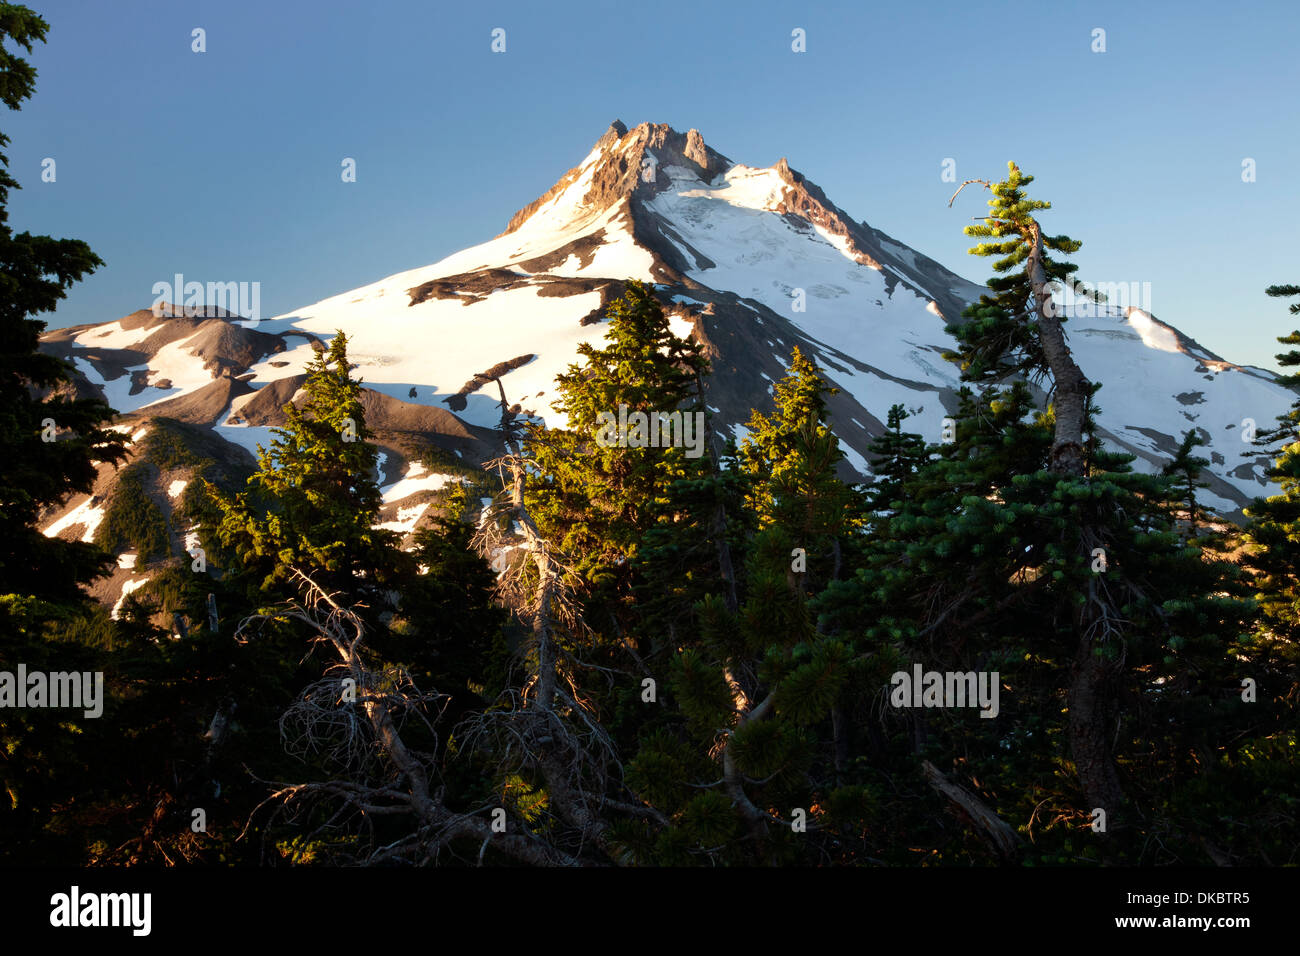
[[39, 120, 1296, 605]]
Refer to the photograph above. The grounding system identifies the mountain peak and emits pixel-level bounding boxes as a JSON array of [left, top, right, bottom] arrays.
[[615, 121, 730, 180], [595, 119, 628, 151], [42, 119, 1298, 538], [499, 121, 733, 238]]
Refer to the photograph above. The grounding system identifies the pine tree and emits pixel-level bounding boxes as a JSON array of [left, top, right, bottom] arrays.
[[527, 280, 718, 633], [384, 497, 509, 711], [863, 403, 931, 517], [626, 350, 870, 864], [835, 163, 1264, 859], [1162, 429, 1210, 538], [737, 346, 862, 590], [949, 162, 1094, 475], [1242, 285, 1300, 652], [0, 4, 126, 603], [0, 3, 133, 862], [204, 332, 404, 603], [1179, 288, 1300, 863]]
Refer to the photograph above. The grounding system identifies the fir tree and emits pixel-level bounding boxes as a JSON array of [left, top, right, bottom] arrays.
[[831, 163, 1264, 859], [628, 350, 869, 863], [863, 403, 931, 517], [527, 279, 719, 634], [1162, 429, 1211, 538], [737, 346, 862, 590], [0, 3, 128, 861], [0, 4, 126, 602], [204, 332, 404, 603], [1243, 285, 1300, 653]]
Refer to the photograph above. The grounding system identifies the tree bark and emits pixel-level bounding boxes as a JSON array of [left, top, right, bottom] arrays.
[[922, 760, 1021, 863], [1068, 640, 1126, 815], [1025, 222, 1091, 478], [1024, 222, 1126, 823]]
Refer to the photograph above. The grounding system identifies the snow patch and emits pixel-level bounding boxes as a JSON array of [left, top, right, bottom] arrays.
[[139, 331, 215, 408], [111, 578, 151, 621], [839, 439, 871, 477], [381, 461, 462, 503], [1126, 309, 1182, 353], [74, 320, 157, 351], [43, 497, 104, 542], [378, 502, 431, 536]]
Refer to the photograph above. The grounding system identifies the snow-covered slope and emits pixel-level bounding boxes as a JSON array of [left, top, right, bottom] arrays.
[[42, 119, 1296, 557]]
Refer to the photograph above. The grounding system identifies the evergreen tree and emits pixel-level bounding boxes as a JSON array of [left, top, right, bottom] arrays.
[[951, 162, 1089, 386], [526, 279, 719, 637], [816, 163, 1262, 860], [1242, 285, 1300, 647], [863, 403, 931, 517], [204, 332, 404, 604], [626, 349, 870, 863], [384, 490, 510, 711], [0, 2, 128, 861], [736, 346, 864, 592], [1162, 429, 1211, 538], [0, 4, 126, 602]]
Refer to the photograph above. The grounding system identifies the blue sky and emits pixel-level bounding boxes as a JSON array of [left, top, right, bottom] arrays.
[[10, 0, 1299, 370]]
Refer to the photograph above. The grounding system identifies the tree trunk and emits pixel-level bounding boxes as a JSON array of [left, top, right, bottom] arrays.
[[922, 760, 1021, 863], [1025, 222, 1125, 825], [1025, 223, 1091, 478], [1068, 641, 1126, 815]]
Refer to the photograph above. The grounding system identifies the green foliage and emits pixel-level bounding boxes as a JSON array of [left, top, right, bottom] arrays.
[[381, 511, 509, 700], [528, 279, 714, 592], [94, 464, 170, 563], [3, 113, 1297, 865], [203, 333, 405, 602], [411, 442, 486, 482], [1162, 429, 1211, 536], [0, 2, 126, 604], [737, 346, 864, 590], [865, 403, 931, 516], [946, 162, 1087, 385], [1243, 285, 1300, 652]]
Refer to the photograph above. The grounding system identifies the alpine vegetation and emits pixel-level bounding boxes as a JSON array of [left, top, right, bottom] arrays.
[[7, 1, 1299, 877]]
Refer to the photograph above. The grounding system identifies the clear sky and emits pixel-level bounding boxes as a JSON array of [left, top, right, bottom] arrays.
[[9, 0, 1299, 371]]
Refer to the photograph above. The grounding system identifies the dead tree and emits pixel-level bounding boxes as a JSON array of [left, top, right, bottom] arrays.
[[460, 377, 667, 862], [236, 570, 589, 866]]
